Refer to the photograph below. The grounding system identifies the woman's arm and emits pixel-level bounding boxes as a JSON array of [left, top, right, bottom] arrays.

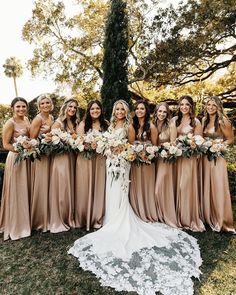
[[30, 116, 42, 139], [77, 121, 85, 136], [2, 120, 15, 152], [220, 117, 234, 145], [194, 119, 203, 136], [150, 123, 158, 145], [128, 124, 135, 144], [51, 120, 62, 130], [169, 117, 177, 143]]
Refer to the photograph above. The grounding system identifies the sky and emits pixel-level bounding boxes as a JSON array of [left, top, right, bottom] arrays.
[[0, 0, 179, 106], [0, 0, 63, 105]]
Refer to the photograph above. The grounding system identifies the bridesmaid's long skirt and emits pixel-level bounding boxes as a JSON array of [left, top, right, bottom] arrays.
[[202, 156, 235, 232], [155, 159, 178, 227], [176, 157, 205, 232], [49, 153, 75, 233], [74, 154, 106, 231], [129, 163, 158, 222], [0, 152, 31, 240], [30, 155, 50, 232]]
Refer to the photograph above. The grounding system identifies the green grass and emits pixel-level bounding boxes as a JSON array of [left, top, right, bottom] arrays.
[[0, 204, 236, 295]]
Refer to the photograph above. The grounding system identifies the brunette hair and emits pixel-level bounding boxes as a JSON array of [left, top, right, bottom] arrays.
[[83, 100, 108, 133], [132, 100, 151, 141], [176, 95, 196, 128]]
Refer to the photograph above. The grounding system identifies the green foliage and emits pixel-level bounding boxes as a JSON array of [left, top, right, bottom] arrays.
[[101, 0, 130, 118], [226, 146, 236, 198], [3, 57, 23, 78]]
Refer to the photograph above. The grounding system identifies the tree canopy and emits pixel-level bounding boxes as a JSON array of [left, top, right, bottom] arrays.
[[22, 0, 236, 102]]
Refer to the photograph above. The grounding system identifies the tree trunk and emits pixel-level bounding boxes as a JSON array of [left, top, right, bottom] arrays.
[[13, 76, 18, 97]]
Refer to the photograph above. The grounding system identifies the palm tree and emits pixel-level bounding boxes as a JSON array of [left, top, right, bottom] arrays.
[[3, 57, 23, 96]]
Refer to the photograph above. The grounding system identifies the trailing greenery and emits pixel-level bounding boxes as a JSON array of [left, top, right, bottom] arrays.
[[0, 204, 235, 295], [101, 0, 130, 118]]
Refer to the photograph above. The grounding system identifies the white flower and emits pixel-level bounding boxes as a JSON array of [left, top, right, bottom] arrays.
[[160, 150, 168, 158], [194, 135, 205, 146], [51, 135, 60, 145]]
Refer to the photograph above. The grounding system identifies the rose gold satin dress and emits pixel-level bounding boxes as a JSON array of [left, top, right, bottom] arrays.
[[0, 118, 31, 240], [155, 128, 178, 227], [74, 130, 106, 231], [129, 134, 158, 222], [49, 120, 75, 233], [175, 120, 205, 232], [202, 126, 235, 232], [30, 114, 53, 232]]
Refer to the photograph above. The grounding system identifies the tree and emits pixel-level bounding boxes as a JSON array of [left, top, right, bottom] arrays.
[[101, 0, 130, 118], [3, 57, 23, 96], [136, 0, 236, 96]]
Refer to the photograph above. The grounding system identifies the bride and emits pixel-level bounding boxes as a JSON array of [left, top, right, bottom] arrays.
[[68, 100, 202, 295]]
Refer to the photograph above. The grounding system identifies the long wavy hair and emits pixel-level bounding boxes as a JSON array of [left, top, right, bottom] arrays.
[[109, 100, 131, 131], [58, 98, 80, 131], [83, 100, 108, 133], [37, 93, 54, 112], [203, 96, 229, 131], [176, 95, 196, 128], [153, 102, 171, 133], [132, 100, 151, 141]]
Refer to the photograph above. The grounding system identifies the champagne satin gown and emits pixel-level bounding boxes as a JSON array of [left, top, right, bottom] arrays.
[[175, 119, 205, 232], [74, 129, 106, 230], [202, 126, 235, 232], [129, 133, 158, 222], [30, 114, 53, 232], [49, 119, 75, 233], [0, 118, 31, 240], [155, 128, 178, 227]]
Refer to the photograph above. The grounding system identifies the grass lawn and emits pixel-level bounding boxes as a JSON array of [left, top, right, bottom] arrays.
[[0, 203, 235, 295]]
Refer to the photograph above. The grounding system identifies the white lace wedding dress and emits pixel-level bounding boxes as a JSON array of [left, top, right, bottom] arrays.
[[68, 128, 202, 295]]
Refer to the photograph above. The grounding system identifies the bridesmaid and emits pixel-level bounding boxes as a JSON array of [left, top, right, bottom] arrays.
[[128, 100, 158, 222], [30, 94, 54, 232], [153, 102, 178, 227], [75, 100, 108, 231], [0, 97, 31, 240], [49, 98, 80, 233], [202, 96, 235, 233], [171, 95, 205, 232]]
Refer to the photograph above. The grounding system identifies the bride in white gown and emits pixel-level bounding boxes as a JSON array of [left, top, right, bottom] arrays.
[[68, 100, 202, 295]]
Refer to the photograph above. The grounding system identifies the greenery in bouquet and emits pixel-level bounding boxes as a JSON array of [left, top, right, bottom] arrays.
[[204, 138, 228, 163], [158, 142, 182, 163], [175, 134, 207, 158], [132, 142, 158, 166], [39, 128, 73, 156], [13, 135, 40, 164], [82, 129, 106, 160]]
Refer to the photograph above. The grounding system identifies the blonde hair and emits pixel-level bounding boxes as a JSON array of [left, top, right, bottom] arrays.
[[109, 100, 131, 131], [37, 93, 54, 112], [153, 102, 171, 132], [58, 98, 80, 130]]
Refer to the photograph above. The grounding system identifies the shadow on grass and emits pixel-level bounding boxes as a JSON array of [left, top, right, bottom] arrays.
[[0, 204, 235, 295]]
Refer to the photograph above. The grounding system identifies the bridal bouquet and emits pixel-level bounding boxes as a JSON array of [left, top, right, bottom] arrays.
[[175, 134, 207, 158], [204, 138, 228, 163], [158, 142, 182, 163], [39, 128, 72, 155], [13, 135, 40, 164], [82, 129, 106, 160], [132, 142, 158, 166], [68, 134, 85, 153]]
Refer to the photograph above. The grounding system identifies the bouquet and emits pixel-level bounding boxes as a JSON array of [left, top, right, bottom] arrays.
[[39, 128, 73, 156], [132, 142, 158, 166], [68, 134, 85, 153], [204, 138, 228, 163], [13, 135, 40, 164], [103, 131, 135, 181], [158, 142, 182, 163], [175, 134, 207, 158], [82, 129, 106, 160]]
